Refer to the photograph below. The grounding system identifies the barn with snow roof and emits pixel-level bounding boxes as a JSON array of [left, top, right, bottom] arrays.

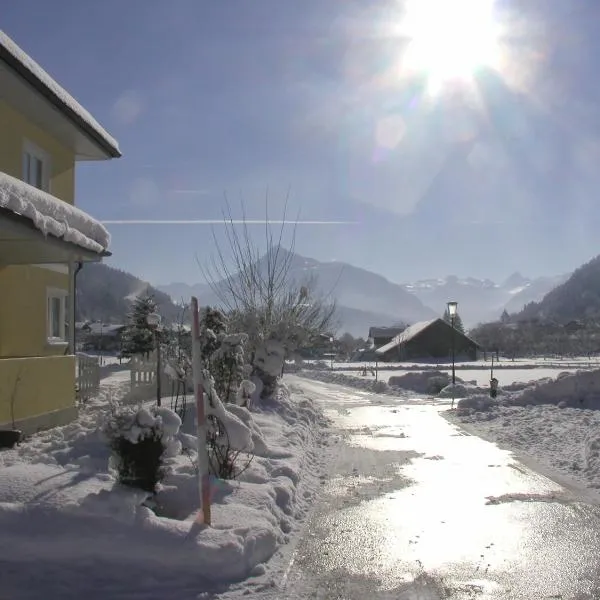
[[375, 318, 480, 362]]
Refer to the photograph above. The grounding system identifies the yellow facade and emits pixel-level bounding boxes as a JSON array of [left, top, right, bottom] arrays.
[[0, 99, 75, 203], [0, 97, 79, 431], [0, 265, 68, 358], [0, 356, 75, 429]]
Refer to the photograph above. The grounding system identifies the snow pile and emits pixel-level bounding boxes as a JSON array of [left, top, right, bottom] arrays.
[[388, 371, 466, 395], [298, 369, 396, 395], [513, 369, 600, 409], [437, 381, 483, 399], [0, 172, 111, 252], [0, 30, 120, 155], [0, 374, 328, 594], [450, 369, 600, 494]]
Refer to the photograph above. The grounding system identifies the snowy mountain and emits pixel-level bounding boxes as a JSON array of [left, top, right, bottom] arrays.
[[157, 250, 435, 337], [402, 272, 568, 326]]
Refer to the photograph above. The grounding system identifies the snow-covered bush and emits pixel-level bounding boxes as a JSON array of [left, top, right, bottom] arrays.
[[212, 332, 251, 405], [200, 208, 336, 399], [104, 406, 182, 493]]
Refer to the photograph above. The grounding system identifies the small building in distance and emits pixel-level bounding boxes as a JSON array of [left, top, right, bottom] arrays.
[[375, 318, 480, 362], [367, 325, 407, 349]]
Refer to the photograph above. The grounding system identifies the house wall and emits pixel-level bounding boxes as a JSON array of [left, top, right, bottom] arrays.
[[0, 265, 68, 358], [0, 99, 75, 203], [0, 355, 76, 432]]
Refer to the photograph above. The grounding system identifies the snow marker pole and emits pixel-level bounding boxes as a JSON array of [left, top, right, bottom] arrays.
[[191, 296, 211, 526]]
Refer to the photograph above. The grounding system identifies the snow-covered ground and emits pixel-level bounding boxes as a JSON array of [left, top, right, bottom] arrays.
[[447, 368, 600, 498], [0, 369, 329, 599], [319, 356, 600, 371], [344, 367, 583, 387]]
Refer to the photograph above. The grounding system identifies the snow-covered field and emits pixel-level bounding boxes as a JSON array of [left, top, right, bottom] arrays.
[[321, 356, 600, 371], [0, 370, 329, 599], [345, 367, 583, 387]]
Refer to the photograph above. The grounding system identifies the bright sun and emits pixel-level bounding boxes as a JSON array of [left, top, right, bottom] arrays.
[[399, 0, 500, 93]]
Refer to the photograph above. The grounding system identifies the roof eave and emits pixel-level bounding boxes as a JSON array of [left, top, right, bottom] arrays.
[[0, 45, 121, 159]]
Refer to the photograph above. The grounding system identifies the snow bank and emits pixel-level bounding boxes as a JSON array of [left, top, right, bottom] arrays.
[[451, 369, 600, 494], [0, 171, 111, 252], [298, 369, 393, 395], [299, 368, 474, 398], [0, 375, 328, 595]]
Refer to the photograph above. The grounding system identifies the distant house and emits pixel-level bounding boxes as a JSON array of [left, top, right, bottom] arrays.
[[368, 325, 407, 349], [81, 323, 126, 353], [375, 318, 480, 362]]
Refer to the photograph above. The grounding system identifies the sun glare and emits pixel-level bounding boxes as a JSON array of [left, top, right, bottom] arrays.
[[399, 0, 500, 94]]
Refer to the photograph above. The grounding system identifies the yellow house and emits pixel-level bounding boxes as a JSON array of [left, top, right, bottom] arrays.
[[0, 31, 121, 434]]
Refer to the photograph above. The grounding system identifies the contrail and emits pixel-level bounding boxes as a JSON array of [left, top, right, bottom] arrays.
[[101, 219, 358, 225]]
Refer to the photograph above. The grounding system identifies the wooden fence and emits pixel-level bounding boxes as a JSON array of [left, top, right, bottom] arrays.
[[76, 353, 101, 401]]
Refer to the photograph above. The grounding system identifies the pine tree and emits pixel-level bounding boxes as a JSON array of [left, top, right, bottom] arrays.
[[121, 296, 160, 357], [500, 309, 511, 324], [442, 307, 465, 333]]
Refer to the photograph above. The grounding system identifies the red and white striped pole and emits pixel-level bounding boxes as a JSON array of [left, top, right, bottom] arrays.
[[191, 296, 211, 526]]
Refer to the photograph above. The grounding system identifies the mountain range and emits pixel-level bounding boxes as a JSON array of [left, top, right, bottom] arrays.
[[157, 250, 568, 336]]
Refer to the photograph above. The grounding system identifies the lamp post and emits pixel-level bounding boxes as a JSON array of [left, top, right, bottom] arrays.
[[447, 301, 458, 409], [146, 311, 162, 407]]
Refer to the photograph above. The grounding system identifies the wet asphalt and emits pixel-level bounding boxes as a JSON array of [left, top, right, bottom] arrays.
[[280, 376, 600, 600]]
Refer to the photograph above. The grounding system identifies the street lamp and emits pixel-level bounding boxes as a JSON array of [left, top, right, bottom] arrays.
[[447, 301, 458, 408], [146, 311, 162, 407]]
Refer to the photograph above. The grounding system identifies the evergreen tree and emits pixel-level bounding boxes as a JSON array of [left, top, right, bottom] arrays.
[[121, 296, 160, 357], [442, 307, 465, 333], [500, 309, 511, 324]]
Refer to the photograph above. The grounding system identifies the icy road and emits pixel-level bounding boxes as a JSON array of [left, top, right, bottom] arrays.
[[278, 376, 600, 600]]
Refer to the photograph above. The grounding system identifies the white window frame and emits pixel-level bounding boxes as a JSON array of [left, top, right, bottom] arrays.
[[22, 139, 51, 192], [46, 287, 68, 345]]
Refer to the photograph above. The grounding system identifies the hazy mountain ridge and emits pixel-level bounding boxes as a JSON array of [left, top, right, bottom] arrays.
[[402, 272, 569, 325], [515, 255, 600, 323], [77, 263, 183, 324]]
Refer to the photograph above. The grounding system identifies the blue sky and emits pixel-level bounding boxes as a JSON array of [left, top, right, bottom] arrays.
[[4, 0, 600, 285]]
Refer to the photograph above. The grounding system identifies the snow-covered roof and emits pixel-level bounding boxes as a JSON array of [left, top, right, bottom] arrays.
[[0, 171, 110, 253], [375, 319, 437, 354], [0, 30, 120, 158]]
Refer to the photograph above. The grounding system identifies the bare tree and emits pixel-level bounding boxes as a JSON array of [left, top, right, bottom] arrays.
[[200, 196, 337, 395]]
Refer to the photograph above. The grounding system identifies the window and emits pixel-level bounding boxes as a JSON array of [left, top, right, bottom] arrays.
[[22, 140, 50, 191], [47, 288, 67, 344]]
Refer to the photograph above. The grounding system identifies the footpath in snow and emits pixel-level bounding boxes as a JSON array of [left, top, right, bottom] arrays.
[[0, 369, 330, 600]]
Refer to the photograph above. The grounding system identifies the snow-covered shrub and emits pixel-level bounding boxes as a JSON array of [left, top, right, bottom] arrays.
[[212, 332, 250, 404], [252, 339, 285, 398], [104, 406, 182, 493]]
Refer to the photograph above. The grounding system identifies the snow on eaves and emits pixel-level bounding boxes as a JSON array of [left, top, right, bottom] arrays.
[[0, 30, 120, 157], [0, 172, 110, 253]]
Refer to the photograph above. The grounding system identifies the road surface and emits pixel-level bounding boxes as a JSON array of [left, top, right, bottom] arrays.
[[278, 376, 600, 599]]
